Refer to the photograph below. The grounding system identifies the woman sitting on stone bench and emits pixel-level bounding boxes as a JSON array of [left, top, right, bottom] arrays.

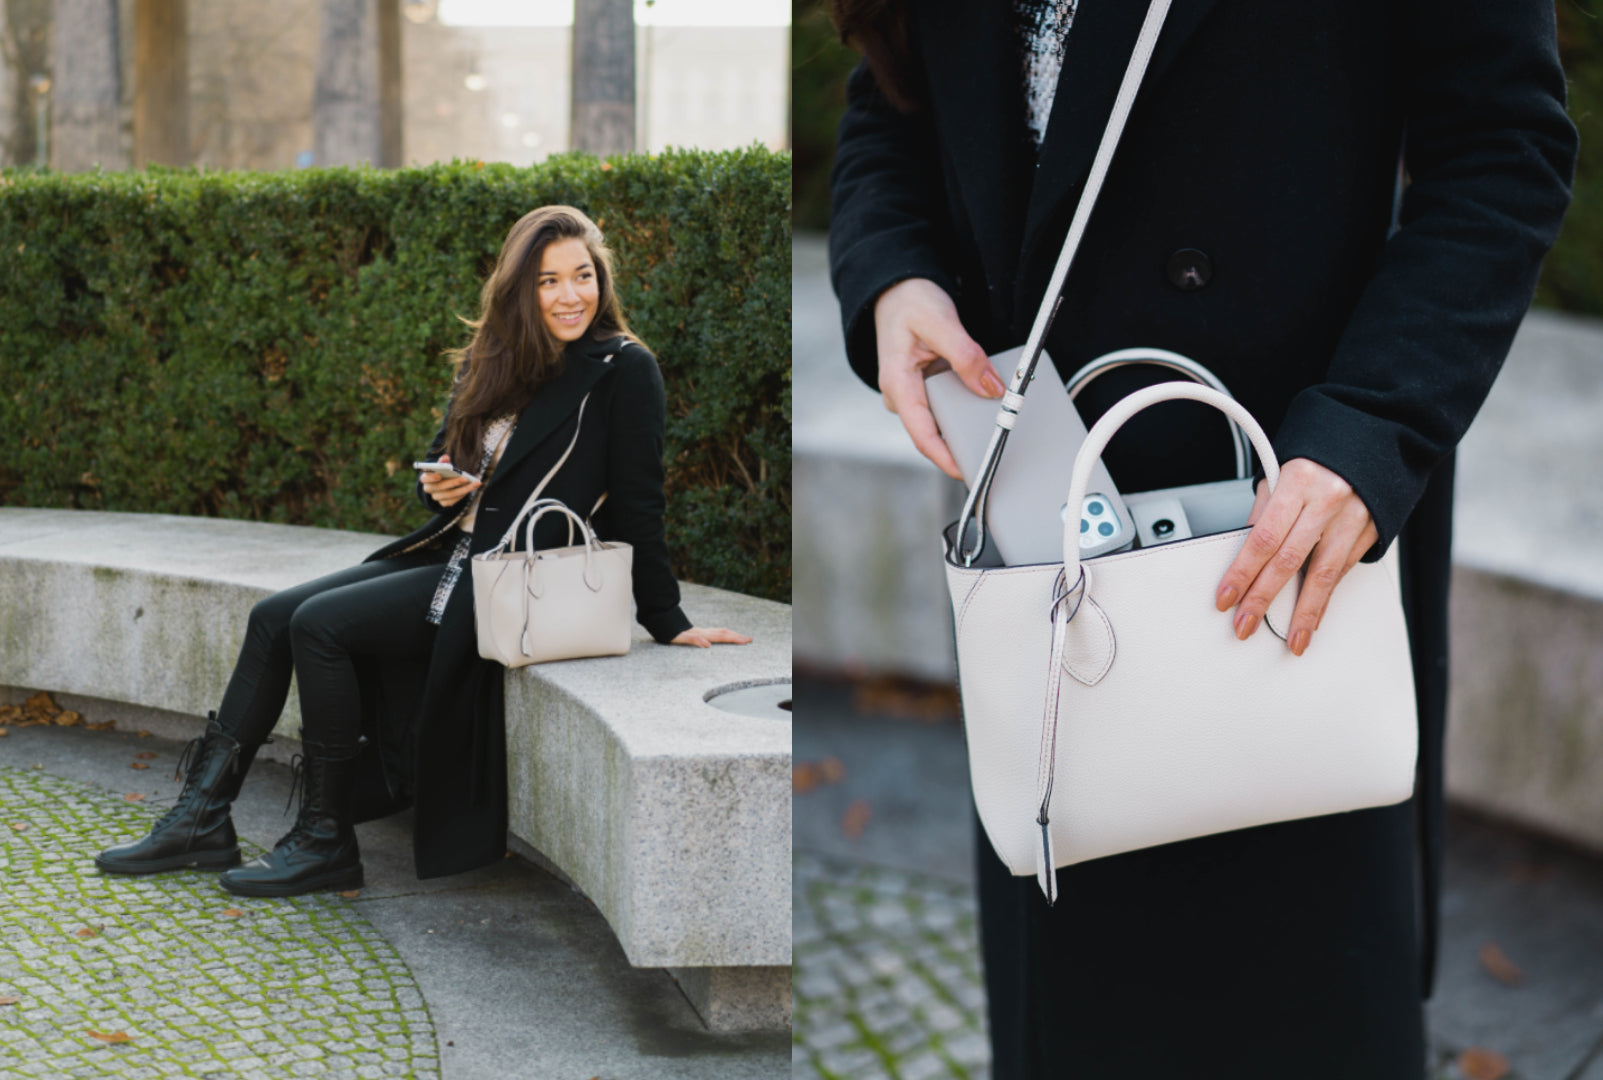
[[95, 205, 751, 897]]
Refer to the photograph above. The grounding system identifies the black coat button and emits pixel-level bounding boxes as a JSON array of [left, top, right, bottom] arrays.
[[1166, 248, 1213, 291]]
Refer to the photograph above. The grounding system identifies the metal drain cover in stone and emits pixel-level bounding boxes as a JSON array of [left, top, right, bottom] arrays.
[[0, 766, 439, 1079]]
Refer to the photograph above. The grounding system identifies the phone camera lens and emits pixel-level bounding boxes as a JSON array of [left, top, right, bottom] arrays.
[[1088, 500, 1104, 515], [1098, 522, 1114, 537], [1080, 519, 1089, 534], [1153, 518, 1174, 537]]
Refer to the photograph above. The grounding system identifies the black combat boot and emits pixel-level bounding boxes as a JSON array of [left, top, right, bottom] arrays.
[[95, 712, 260, 874], [218, 752, 363, 898]]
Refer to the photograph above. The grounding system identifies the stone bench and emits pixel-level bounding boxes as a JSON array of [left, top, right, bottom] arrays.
[[0, 508, 792, 1033], [794, 231, 1603, 855]]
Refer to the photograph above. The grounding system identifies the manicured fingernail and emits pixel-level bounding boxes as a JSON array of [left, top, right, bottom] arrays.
[[982, 371, 1005, 398], [1290, 630, 1309, 656], [1234, 611, 1258, 640], [1217, 586, 1239, 610]]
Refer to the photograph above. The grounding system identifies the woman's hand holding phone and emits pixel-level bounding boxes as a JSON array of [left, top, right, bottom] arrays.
[[418, 455, 482, 508]]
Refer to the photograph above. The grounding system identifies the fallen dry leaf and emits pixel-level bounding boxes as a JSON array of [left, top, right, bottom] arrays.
[[0, 728, 9, 737], [842, 799, 873, 839], [0, 996, 18, 1006], [132, 751, 157, 760], [792, 762, 821, 794], [122, 793, 145, 803], [53, 711, 82, 727], [0, 704, 20, 724], [73, 926, 102, 939], [338, 890, 361, 899], [23, 691, 59, 715], [9, 823, 27, 831], [850, 675, 961, 723], [1457, 1047, 1511, 1080], [1479, 942, 1525, 986], [136, 730, 151, 738], [85, 721, 114, 732], [87, 1030, 132, 1044], [220, 908, 244, 918], [819, 757, 846, 783], [1504, 860, 1554, 884], [129, 762, 149, 771]]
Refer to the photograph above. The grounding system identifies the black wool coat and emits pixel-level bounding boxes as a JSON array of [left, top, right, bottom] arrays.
[[830, 0, 1576, 1013], [344, 333, 691, 879]]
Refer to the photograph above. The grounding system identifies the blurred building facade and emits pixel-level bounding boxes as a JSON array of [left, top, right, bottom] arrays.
[[0, 0, 788, 171]]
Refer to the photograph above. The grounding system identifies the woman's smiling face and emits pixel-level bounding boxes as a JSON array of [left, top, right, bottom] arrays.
[[537, 237, 600, 342]]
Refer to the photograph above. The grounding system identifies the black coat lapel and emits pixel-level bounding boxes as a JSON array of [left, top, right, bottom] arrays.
[[487, 339, 618, 493], [1016, 0, 1222, 325], [920, 0, 1031, 314]]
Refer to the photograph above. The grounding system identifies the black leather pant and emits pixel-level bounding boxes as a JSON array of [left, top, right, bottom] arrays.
[[213, 537, 457, 758]]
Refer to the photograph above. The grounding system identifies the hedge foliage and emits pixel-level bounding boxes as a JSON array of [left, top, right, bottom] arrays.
[[793, 0, 1602, 316], [0, 148, 791, 602]]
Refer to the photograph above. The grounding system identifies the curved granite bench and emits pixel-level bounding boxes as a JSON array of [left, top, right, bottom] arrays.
[[0, 508, 791, 1032]]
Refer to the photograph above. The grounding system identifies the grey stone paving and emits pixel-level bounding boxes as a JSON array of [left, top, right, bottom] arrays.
[[1, 698, 790, 1079], [793, 851, 988, 1080], [0, 766, 438, 1080]]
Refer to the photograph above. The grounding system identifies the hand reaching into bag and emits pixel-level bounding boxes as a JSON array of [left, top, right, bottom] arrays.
[[874, 278, 1007, 480], [1215, 458, 1379, 658]]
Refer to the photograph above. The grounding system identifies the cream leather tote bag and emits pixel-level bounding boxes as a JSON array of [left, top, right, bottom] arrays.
[[471, 394, 634, 667], [946, 383, 1418, 903]]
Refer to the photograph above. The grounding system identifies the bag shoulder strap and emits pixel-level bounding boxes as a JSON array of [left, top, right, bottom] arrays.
[[954, 0, 1175, 566]]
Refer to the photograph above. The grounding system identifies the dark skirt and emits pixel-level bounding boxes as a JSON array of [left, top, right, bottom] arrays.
[[976, 799, 1425, 1078]]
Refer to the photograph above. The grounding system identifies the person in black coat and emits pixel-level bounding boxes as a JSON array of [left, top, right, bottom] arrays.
[[826, 0, 1576, 1075], [95, 205, 750, 897]]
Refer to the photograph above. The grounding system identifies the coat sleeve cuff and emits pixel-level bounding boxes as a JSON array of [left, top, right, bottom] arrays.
[[831, 231, 960, 391], [1270, 389, 1435, 564], [641, 605, 693, 645]]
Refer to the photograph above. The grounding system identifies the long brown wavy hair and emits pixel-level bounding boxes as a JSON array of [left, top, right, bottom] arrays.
[[440, 205, 639, 468], [827, 0, 920, 113]]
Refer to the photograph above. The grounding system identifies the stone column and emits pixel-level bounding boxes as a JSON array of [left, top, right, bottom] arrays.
[[0, 0, 16, 163], [50, 0, 126, 171], [132, 0, 187, 168], [570, 0, 634, 155], [313, 0, 401, 167]]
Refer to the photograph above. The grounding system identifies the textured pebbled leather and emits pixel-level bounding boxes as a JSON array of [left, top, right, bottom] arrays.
[[947, 385, 1418, 898]]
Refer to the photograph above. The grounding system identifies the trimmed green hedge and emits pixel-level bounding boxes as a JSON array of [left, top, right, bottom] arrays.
[[0, 148, 791, 603]]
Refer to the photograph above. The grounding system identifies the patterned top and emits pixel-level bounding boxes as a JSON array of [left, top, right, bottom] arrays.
[[424, 411, 517, 626], [1013, 0, 1079, 152]]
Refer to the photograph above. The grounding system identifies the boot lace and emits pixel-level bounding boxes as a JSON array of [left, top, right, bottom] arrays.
[[149, 731, 240, 845], [274, 755, 322, 852]]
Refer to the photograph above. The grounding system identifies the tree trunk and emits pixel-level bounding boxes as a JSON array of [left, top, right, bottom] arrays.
[[132, 0, 186, 167], [570, 0, 634, 156]]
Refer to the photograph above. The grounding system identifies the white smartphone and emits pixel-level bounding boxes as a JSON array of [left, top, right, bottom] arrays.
[[412, 460, 481, 484], [926, 346, 1133, 565]]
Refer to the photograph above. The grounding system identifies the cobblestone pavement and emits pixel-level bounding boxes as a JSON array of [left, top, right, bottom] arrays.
[[0, 766, 438, 1080], [793, 850, 990, 1080]]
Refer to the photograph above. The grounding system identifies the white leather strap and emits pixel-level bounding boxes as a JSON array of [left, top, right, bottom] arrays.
[[490, 394, 593, 557], [954, 0, 1175, 565]]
